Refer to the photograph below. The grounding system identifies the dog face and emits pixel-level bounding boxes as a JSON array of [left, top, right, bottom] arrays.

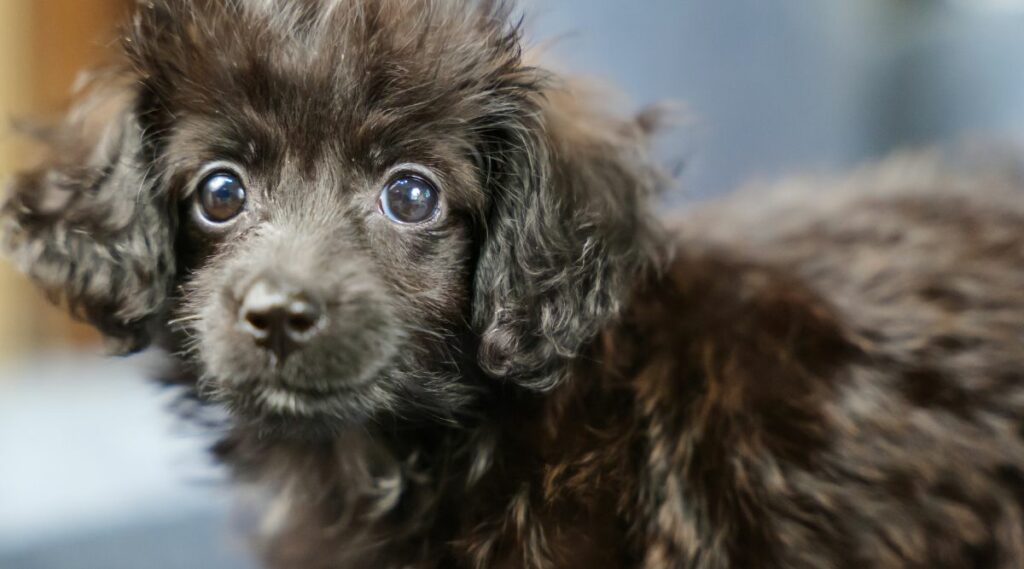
[[2, 0, 662, 430], [160, 1, 507, 424], [179, 123, 479, 423]]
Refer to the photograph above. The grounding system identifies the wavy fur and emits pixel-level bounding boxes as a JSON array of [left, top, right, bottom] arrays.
[[4, 2, 1024, 568]]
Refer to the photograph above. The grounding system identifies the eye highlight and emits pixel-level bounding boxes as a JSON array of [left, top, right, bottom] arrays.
[[379, 173, 439, 225], [197, 171, 246, 223]]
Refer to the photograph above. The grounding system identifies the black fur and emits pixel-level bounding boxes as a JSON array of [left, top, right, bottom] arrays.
[[4, 2, 1024, 568]]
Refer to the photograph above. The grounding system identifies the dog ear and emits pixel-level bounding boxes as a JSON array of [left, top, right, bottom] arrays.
[[1, 70, 176, 354], [474, 82, 665, 390]]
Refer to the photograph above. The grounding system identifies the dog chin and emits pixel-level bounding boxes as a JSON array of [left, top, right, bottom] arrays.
[[203, 358, 399, 432], [214, 380, 383, 436]]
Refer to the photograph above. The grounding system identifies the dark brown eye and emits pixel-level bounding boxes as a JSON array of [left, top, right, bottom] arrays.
[[198, 171, 246, 222], [380, 174, 439, 224]]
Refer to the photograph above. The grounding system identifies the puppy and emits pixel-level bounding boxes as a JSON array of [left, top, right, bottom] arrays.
[[5, 1, 1024, 567]]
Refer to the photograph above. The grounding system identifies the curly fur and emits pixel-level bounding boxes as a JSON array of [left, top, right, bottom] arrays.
[[4, 1, 1024, 567]]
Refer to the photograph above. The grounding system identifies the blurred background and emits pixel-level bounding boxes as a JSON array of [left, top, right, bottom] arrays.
[[2, 0, 1024, 567]]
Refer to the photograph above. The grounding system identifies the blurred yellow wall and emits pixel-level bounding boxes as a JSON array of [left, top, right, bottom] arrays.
[[0, 0, 131, 361], [0, 0, 38, 358]]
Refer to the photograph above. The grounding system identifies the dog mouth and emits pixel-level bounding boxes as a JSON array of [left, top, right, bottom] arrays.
[[207, 361, 397, 424], [252, 382, 355, 416], [193, 325, 401, 422], [210, 381, 378, 437]]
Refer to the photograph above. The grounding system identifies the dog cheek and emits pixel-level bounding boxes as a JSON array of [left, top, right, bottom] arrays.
[[198, 306, 272, 388], [317, 278, 407, 379], [293, 304, 405, 389], [177, 262, 265, 388]]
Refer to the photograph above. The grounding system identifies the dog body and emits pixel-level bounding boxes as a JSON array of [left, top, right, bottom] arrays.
[[4, 1, 1024, 567]]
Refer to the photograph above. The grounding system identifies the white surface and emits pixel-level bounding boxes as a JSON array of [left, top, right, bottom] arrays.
[[0, 352, 234, 552]]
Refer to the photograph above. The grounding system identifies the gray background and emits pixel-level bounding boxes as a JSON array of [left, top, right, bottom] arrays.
[[529, 0, 1024, 200], [3, 1, 1024, 567]]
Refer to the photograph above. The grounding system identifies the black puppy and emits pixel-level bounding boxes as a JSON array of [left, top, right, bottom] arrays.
[[4, 1, 1024, 568]]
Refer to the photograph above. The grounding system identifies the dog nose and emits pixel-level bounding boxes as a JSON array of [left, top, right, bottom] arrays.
[[238, 279, 324, 360]]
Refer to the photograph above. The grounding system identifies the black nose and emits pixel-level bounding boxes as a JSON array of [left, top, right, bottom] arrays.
[[238, 279, 325, 360]]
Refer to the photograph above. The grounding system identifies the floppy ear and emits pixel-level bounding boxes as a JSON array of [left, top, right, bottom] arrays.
[[474, 82, 665, 390], [1, 70, 176, 354]]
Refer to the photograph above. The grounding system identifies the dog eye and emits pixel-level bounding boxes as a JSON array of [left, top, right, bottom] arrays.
[[198, 171, 246, 222], [379, 174, 439, 224]]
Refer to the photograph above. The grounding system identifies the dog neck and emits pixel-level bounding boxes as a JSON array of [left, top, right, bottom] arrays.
[[203, 305, 651, 568]]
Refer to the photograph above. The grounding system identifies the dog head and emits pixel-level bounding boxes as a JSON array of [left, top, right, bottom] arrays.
[[2, 0, 662, 429]]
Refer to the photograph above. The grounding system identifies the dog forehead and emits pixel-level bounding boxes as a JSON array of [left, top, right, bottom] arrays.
[[131, 0, 533, 168], [129, 0, 523, 107]]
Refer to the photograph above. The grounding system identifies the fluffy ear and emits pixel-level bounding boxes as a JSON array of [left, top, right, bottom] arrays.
[[1, 70, 176, 354], [474, 82, 666, 390]]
